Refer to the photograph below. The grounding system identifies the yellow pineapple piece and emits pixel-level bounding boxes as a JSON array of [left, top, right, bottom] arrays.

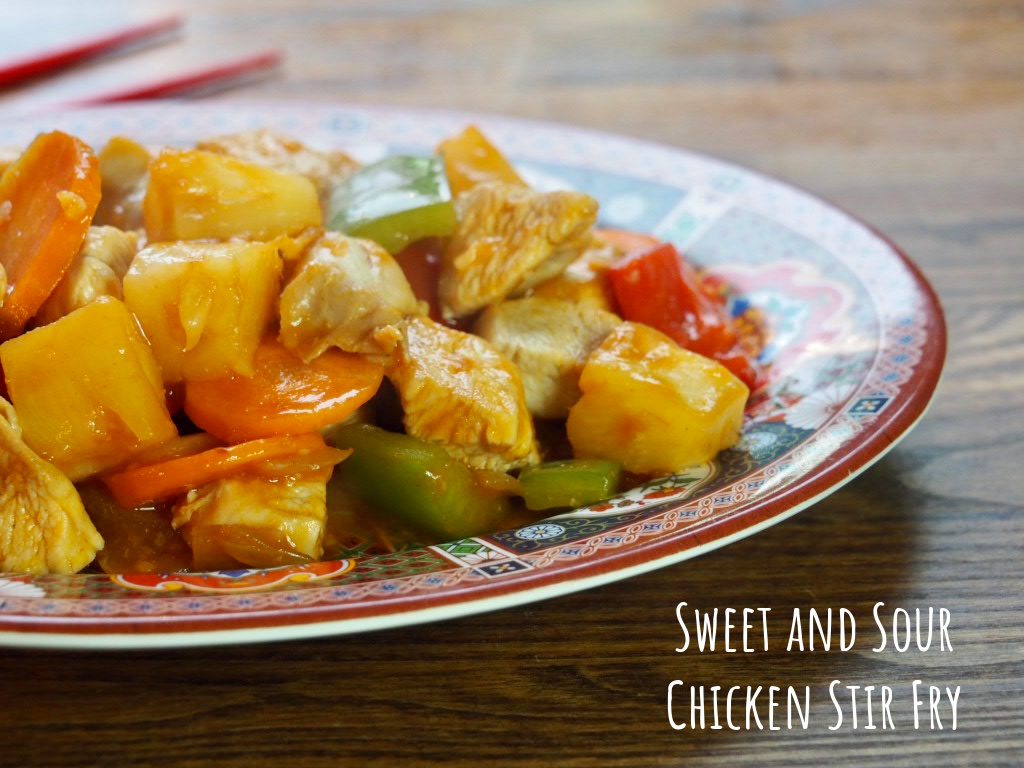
[[566, 322, 749, 475], [196, 128, 361, 211], [527, 268, 617, 313], [527, 239, 620, 313], [123, 240, 284, 383], [143, 147, 322, 242], [0, 297, 177, 481]]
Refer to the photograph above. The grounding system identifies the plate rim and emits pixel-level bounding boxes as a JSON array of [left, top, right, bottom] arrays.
[[0, 100, 947, 649]]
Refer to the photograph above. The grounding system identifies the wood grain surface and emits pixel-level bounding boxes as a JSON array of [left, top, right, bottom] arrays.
[[1, 1, 1022, 766]]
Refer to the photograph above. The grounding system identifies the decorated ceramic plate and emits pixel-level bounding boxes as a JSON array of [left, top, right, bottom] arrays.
[[0, 102, 945, 649]]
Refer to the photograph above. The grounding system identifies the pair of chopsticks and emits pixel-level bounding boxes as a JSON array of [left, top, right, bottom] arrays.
[[0, 14, 281, 109]]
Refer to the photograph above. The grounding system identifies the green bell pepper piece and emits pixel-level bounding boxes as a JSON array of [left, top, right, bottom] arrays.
[[326, 423, 511, 542], [327, 154, 457, 253], [517, 459, 623, 511]]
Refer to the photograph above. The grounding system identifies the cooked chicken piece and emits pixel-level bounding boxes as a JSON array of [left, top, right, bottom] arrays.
[[34, 226, 138, 325], [172, 469, 330, 570], [0, 398, 103, 574], [439, 181, 599, 319], [93, 136, 151, 232], [388, 315, 540, 472], [279, 231, 424, 362], [198, 129, 361, 210], [474, 297, 621, 419]]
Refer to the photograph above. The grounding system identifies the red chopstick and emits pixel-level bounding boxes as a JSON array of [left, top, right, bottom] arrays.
[[0, 14, 184, 87], [63, 50, 284, 106]]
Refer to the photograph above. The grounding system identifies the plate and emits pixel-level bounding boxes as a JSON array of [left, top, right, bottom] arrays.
[[0, 102, 945, 649]]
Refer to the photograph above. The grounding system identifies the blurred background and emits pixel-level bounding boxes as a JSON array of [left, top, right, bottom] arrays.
[[4, 0, 1021, 273]]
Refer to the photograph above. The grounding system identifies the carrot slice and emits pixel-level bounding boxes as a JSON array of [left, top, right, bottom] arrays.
[[0, 131, 101, 340], [103, 432, 351, 509], [127, 432, 224, 467], [183, 339, 384, 443]]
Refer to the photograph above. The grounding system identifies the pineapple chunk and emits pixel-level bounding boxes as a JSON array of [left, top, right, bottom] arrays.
[[123, 240, 283, 383], [143, 148, 322, 242], [527, 239, 620, 313], [0, 297, 177, 481], [566, 322, 748, 475]]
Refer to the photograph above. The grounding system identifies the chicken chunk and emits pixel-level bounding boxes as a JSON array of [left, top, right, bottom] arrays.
[[172, 469, 331, 570], [34, 226, 138, 325], [474, 297, 621, 419], [0, 398, 103, 574], [198, 129, 361, 210], [279, 231, 424, 362], [93, 136, 151, 232], [439, 181, 599, 319], [388, 315, 540, 472]]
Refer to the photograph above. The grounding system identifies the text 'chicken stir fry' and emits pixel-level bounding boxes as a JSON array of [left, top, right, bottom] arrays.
[[0, 125, 760, 575]]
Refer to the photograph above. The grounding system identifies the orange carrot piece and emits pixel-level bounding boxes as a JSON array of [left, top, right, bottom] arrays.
[[183, 339, 384, 443], [103, 432, 351, 509], [0, 131, 101, 340], [126, 432, 224, 467]]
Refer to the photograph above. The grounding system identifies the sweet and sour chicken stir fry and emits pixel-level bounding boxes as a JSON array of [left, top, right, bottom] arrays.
[[0, 125, 760, 575]]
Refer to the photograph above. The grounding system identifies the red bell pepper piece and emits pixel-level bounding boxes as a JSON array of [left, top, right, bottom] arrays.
[[608, 240, 760, 389], [394, 239, 443, 321]]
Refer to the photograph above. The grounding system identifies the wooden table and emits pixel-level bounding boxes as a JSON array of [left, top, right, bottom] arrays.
[[2, 1, 1021, 765]]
